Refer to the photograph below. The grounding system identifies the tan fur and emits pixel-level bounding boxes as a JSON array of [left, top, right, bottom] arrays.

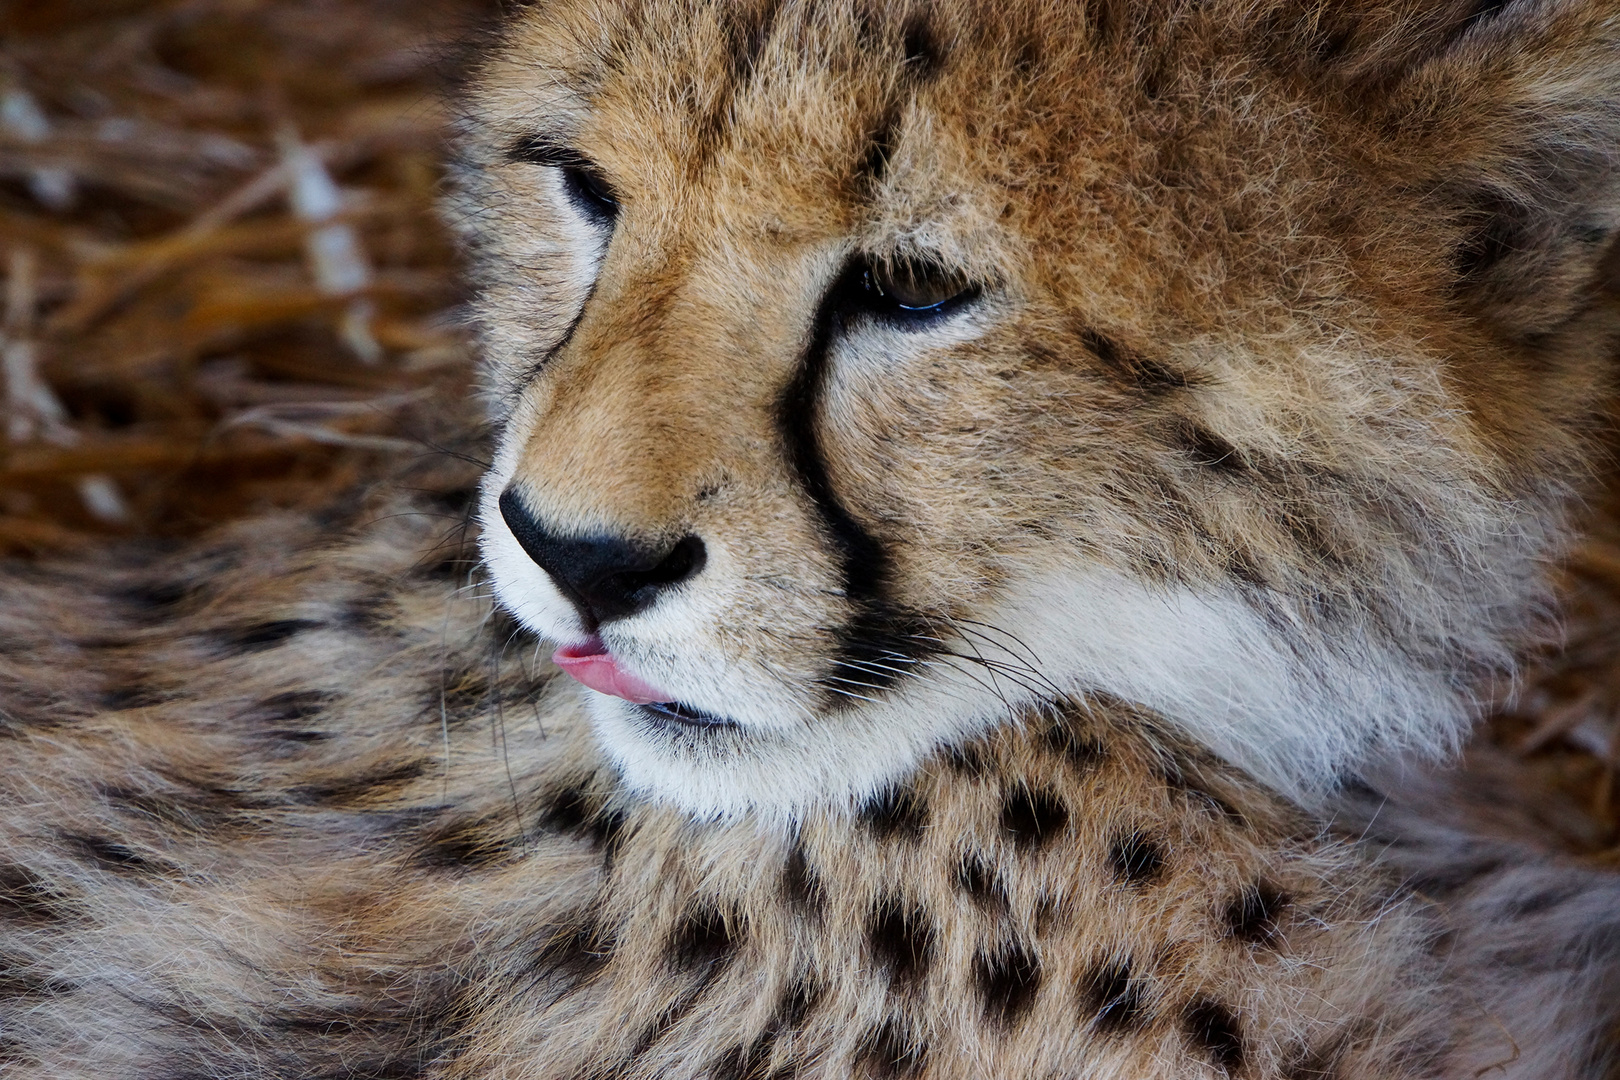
[[3, 0, 1620, 1076], [461, 0, 1620, 813], [0, 491, 1612, 1078]]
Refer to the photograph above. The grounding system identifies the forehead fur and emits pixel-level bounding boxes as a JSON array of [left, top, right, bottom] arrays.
[[474, 0, 1587, 336]]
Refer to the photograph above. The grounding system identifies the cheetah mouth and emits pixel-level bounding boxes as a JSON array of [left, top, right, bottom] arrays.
[[552, 638, 739, 731], [636, 701, 739, 731]]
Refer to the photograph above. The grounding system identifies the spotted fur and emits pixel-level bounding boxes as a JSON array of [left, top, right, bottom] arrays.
[[4, 0, 1620, 1075]]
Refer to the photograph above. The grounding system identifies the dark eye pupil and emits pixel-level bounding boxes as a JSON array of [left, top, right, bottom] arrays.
[[863, 258, 972, 314], [563, 166, 617, 221]]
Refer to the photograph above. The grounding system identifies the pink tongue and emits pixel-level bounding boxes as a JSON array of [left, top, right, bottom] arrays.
[[552, 638, 672, 705]]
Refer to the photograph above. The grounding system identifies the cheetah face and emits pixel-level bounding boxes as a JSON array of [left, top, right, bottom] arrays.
[[456, 0, 1620, 820]]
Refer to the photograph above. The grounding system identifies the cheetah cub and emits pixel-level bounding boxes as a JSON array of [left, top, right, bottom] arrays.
[[3, 0, 1620, 1077]]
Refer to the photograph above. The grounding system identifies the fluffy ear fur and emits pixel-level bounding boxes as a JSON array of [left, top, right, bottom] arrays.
[[1350, 0, 1620, 337]]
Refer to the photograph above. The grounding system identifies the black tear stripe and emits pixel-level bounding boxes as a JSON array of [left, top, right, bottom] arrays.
[[779, 285, 937, 705]]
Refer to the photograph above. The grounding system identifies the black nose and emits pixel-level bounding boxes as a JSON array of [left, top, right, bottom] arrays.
[[498, 488, 706, 627]]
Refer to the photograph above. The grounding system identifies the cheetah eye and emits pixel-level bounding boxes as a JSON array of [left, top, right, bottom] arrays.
[[559, 164, 618, 224], [506, 137, 618, 226], [849, 256, 977, 321]]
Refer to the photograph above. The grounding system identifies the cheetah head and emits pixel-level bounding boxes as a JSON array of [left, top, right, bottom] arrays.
[[454, 0, 1620, 820]]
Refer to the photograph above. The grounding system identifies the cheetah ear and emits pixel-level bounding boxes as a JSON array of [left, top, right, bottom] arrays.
[[1356, 0, 1620, 337]]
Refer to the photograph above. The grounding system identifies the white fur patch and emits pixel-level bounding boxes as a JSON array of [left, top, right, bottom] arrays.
[[482, 466, 1476, 821]]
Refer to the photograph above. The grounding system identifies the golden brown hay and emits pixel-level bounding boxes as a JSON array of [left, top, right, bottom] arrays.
[[1, 0, 1615, 855]]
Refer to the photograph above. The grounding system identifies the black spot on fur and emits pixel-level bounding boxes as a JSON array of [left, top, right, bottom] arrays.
[[0, 864, 70, 923], [1000, 787, 1069, 849], [416, 547, 476, 583], [711, 1039, 776, 1080], [252, 690, 335, 743], [256, 690, 331, 723], [589, 808, 628, 860], [631, 986, 711, 1059], [414, 815, 521, 870], [539, 784, 627, 857], [1282, 1037, 1349, 1079], [0, 956, 72, 1000], [1043, 720, 1104, 770], [854, 1018, 925, 1078], [669, 904, 741, 979], [62, 833, 159, 874], [217, 619, 322, 653], [435, 664, 495, 728], [867, 897, 935, 988], [1179, 422, 1247, 474], [955, 851, 1007, 909], [1453, 0, 1515, 39], [100, 681, 165, 710], [859, 784, 927, 840], [942, 741, 990, 776], [1109, 831, 1166, 885], [713, 978, 821, 1080], [116, 579, 191, 615], [99, 783, 248, 836], [540, 785, 592, 832], [1226, 883, 1289, 944], [782, 843, 826, 916], [1081, 961, 1149, 1032], [1502, 882, 1582, 919], [1185, 999, 1245, 1072], [723, 0, 781, 85], [900, 13, 941, 75], [1162, 765, 1247, 825], [770, 977, 821, 1032], [975, 940, 1042, 1026], [1453, 189, 1524, 286], [529, 913, 615, 990], [1409, 853, 1504, 896], [287, 759, 427, 806], [1080, 327, 1190, 392], [343, 592, 400, 631]]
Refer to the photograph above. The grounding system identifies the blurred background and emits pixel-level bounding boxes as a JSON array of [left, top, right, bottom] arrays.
[[1, 0, 1616, 858]]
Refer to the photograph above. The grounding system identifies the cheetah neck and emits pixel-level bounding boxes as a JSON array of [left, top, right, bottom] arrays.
[[428, 696, 1450, 1080]]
